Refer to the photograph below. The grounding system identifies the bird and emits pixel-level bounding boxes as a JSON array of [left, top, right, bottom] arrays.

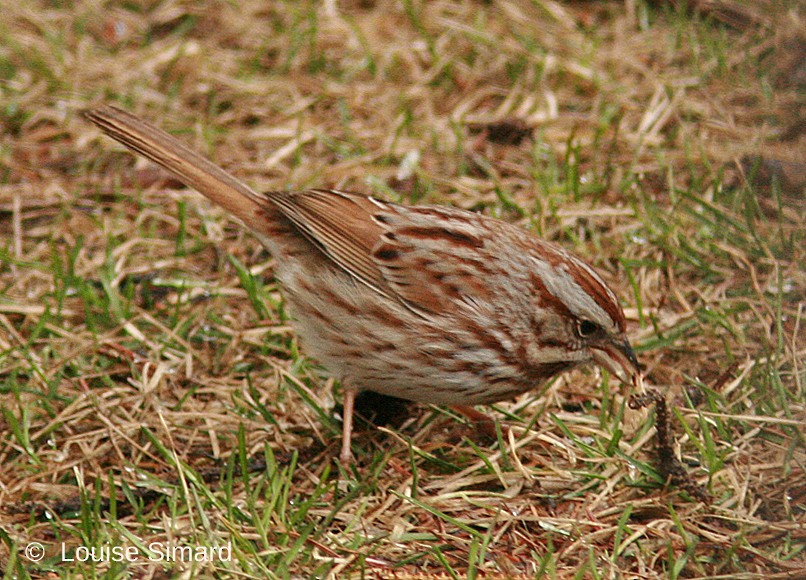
[[85, 105, 641, 463]]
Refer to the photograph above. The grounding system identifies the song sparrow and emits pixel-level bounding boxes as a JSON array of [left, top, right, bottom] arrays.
[[86, 106, 641, 462]]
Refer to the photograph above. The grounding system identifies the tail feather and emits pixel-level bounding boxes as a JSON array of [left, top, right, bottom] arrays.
[[85, 106, 267, 229]]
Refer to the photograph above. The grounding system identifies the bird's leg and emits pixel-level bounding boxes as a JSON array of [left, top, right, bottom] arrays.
[[340, 387, 357, 464]]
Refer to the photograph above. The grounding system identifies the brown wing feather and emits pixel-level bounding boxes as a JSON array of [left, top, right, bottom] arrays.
[[266, 189, 394, 298], [266, 190, 488, 318]]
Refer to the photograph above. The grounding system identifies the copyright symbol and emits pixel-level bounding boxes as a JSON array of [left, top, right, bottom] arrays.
[[24, 542, 45, 562]]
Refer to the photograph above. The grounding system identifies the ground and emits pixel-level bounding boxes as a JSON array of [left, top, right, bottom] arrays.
[[0, 0, 803, 578]]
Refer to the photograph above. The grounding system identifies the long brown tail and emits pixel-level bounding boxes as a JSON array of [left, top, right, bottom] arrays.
[[85, 106, 266, 229]]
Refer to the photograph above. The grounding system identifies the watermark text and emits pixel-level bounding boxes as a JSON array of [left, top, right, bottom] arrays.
[[23, 541, 232, 563]]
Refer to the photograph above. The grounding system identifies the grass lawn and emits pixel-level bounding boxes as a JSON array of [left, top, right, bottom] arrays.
[[0, 0, 803, 577]]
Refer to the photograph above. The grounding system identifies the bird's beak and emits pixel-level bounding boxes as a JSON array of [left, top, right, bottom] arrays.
[[591, 337, 640, 385]]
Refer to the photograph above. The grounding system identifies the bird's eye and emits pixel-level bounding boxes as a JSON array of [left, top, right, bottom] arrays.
[[577, 319, 600, 338]]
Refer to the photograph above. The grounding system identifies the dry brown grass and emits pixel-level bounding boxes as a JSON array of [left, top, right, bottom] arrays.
[[0, 0, 803, 577]]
